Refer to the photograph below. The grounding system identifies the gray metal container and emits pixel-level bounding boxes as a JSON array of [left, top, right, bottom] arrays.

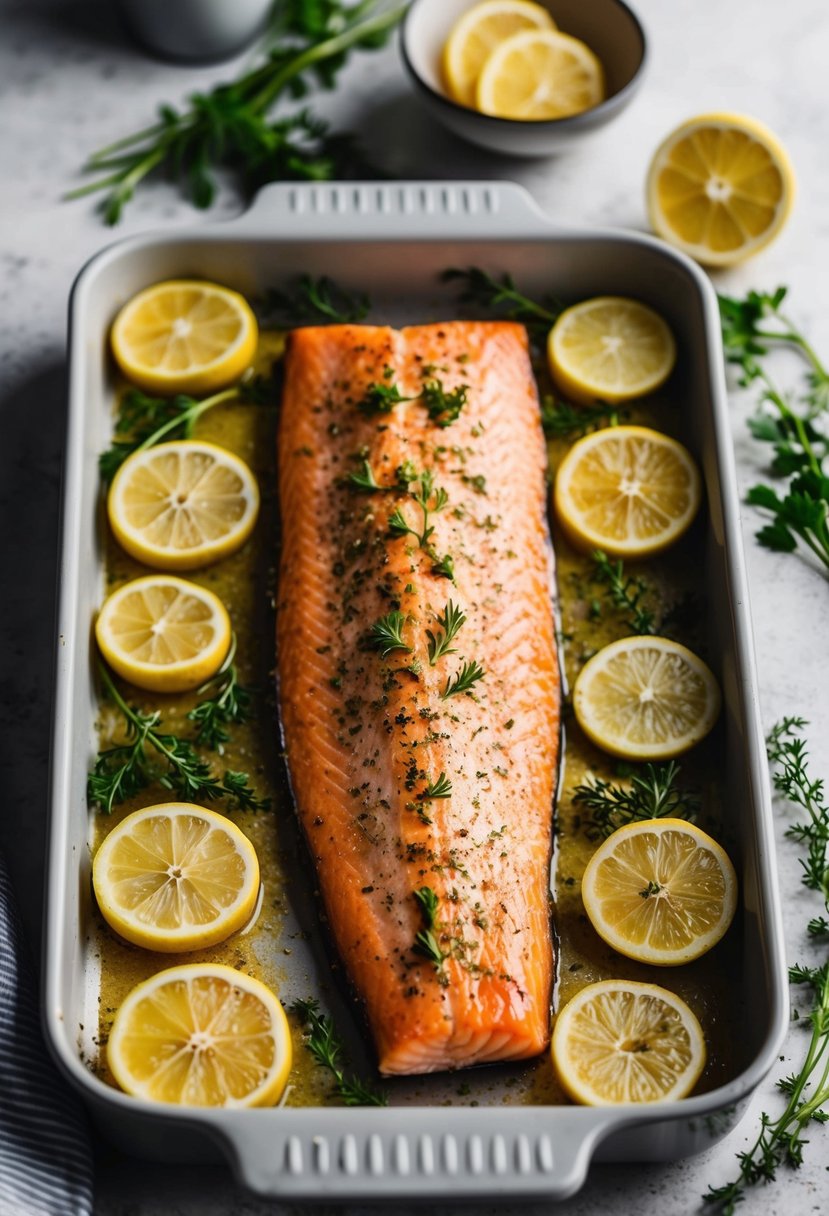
[[44, 181, 788, 1201]]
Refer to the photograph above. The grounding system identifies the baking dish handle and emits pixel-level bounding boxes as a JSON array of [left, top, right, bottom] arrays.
[[215, 1108, 610, 1200], [229, 180, 561, 239]]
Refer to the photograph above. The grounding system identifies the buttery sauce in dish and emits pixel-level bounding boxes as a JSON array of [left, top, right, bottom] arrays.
[[89, 319, 746, 1107]]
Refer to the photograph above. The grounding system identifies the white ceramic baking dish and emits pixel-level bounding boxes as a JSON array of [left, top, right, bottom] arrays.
[[44, 180, 788, 1201]]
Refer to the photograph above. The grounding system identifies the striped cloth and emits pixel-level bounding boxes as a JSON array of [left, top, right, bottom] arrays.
[[0, 855, 93, 1216]]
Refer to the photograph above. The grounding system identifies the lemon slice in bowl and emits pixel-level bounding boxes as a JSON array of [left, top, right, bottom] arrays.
[[554, 425, 701, 559], [111, 280, 258, 396], [581, 819, 738, 965], [573, 636, 720, 760], [442, 0, 555, 108], [647, 113, 795, 267], [96, 574, 231, 693], [476, 28, 604, 121], [108, 440, 260, 571], [107, 963, 292, 1107], [548, 298, 676, 405], [552, 979, 706, 1104], [93, 803, 261, 953]]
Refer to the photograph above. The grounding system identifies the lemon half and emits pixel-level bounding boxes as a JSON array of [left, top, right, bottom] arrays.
[[107, 964, 292, 1107], [581, 818, 738, 965], [552, 979, 706, 1105], [572, 636, 720, 760], [111, 280, 258, 396], [96, 574, 231, 693], [108, 440, 260, 572], [647, 113, 795, 267], [93, 804, 261, 953], [554, 425, 701, 559]]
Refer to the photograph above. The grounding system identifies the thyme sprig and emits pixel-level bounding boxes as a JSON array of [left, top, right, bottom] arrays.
[[88, 662, 269, 814], [367, 610, 411, 658], [591, 550, 658, 635], [290, 998, 387, 1107], [67, 2, 406, 224], [441, 658, 485, 699], [441, 267, 561, 337], [704, 718, 829, 1212], [262, 274, 369, 326], [571, 761, 698, 840], [541, 397, 622, 439], [186, 636, 253, 753], [719, 288, 829, 573], [426, 600, 466, 665]]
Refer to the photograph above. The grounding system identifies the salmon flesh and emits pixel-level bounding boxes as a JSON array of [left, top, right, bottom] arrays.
[[277, 321, 560, 1075]]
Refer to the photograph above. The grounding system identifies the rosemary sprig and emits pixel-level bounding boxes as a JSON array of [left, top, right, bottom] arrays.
[[705, 718, 829, 1212], [591, 550, 658, 635], [290, 998, 387, 1107], [412, 886, 449, 980], [719, 288, 829, 573], [441, 267, 560, 337], [571, 761, 698, 840], [419, 772, 453, 800], [426, 600, 466, 665], [67, 3, 406, 224], [441, 658, 485, 699], [88, 662, 269, 813], [540, 396, 621, 439], [422, 378, 469, 428], [186, 636, 253, 753], [262, 274, 370, 326], [367, 610, 411, 658]]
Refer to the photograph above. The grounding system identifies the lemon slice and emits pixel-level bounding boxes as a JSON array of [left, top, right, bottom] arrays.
[[476, 29, 604, 121], [96, 574, 231, 693], [552, 979, 706, 1104], [108, 441, 260, 571], [573, 636, 720, 760], [111, 280, 258, 395], [647, 113, 795, 267], [93, 804, 261, 953], [442, 0, 555, 108], [554, 425, 701, 558], [581, 819, 737, 965], [107, 963, 292, 1107], [548, 298, 676, 405]]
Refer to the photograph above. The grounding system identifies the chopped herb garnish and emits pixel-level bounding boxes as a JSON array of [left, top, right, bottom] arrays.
[[357, 366, 415, 415], [441, 658, 485, 699], [291, 998, 387, 1107], [422, 378, 469, 428], [367, 610, 411, 658], [426, 599, 466, 665], [430, 552, 456, 581]]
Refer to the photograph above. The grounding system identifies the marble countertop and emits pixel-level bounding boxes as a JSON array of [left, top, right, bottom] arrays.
[[1, 0, 827, 1212]]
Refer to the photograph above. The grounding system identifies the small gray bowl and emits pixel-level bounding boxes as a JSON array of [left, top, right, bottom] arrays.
[[401, 0, 647, 156]]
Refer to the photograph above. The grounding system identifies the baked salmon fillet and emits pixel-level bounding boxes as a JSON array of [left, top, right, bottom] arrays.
[[277, 320, 560, 1076]]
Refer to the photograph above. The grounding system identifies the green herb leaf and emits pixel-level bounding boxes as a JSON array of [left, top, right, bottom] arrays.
[[263, 274, 370, 325], [422, 378, 469, 428], [367, 610, 411, 658], [291, 997, 387, 1107], [426, 599, 466, 665], [441, 658, 485, 699], [419, 772, 452, 800], [572, 761, 698, 840]]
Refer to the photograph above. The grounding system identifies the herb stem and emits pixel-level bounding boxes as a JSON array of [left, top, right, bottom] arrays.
[[135, 387, 240, 453]]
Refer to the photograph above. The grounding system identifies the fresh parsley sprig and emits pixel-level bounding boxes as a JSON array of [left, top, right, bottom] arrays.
[[291, 997, 387, 1107], [540, 397, 621, 439], [422, 378, 469, 428], [89, 662, 269, 814], [571, 761, 698, 840], [388, 468, 449, 550], [186, 636, 254, 753], [426, 600, 466, 665], [367, 610, 411, 658], [719, 288, 829, 573], [67, 2, 407, 224], [705, 718, 829, 1212], [262, 274, 370, 326], [99, 386, 239, 482], [357, 366, 417, 415], [347, 459, 383, 492]]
